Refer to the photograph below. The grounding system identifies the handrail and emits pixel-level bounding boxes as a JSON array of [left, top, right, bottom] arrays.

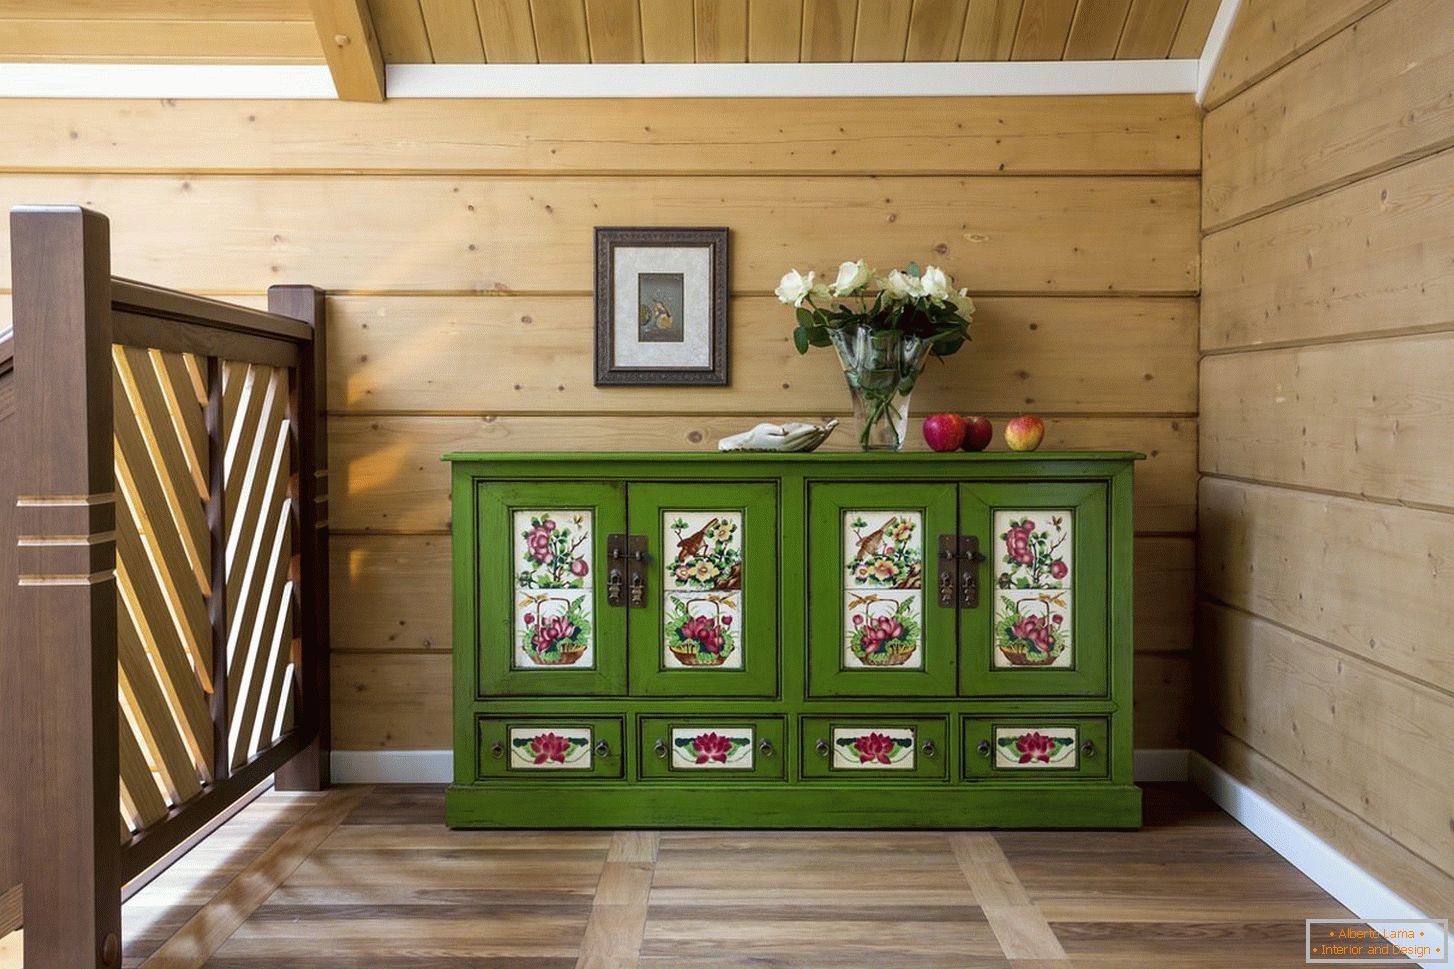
[[111, 278, 314, 343]]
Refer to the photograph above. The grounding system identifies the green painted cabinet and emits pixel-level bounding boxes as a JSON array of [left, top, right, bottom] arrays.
[[447, 452, 1142, 829]]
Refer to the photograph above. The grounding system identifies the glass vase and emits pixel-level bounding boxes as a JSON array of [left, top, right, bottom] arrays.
[[829, 325, 931, 451]]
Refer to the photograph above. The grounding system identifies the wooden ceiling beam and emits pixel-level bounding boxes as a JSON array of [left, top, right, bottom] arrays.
[[307, 0, 386, 100]]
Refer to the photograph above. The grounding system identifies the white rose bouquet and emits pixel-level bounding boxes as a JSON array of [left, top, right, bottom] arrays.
[[776, 260, 975, 450]]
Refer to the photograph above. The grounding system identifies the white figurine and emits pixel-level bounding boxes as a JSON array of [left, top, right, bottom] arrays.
[[718, 419, 838, 453]]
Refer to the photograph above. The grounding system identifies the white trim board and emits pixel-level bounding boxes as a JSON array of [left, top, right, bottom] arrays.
[[331, 748, 1191, 784], [1189, 753, 1442, 969], [1197, 0, 1244, 103], [0, 60, 1199, 100]]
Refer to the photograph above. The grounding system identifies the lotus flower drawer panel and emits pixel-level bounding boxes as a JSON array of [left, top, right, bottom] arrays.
[[447, 452, 1141, 829]]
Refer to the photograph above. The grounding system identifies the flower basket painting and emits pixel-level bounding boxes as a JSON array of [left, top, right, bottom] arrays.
[[664, 593, 740, 668], [830, 727, 916, 770], [994, 592, 1072, 668], [508, 728, 594, 770], [845, 593, 922, 668], [663, 510, 745, 669], [513, 510, 595, 669], [991, 510, 1074, 670], [670, 728, 754, 770], [993, 728, 1078, 769], [842, 510, 924, 671]]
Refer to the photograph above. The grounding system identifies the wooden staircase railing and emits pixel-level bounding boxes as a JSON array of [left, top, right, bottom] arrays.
[[0, 206, 331, 969]]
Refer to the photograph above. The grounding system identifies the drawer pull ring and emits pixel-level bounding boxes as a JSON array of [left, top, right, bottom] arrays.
[[1081, 739, 1095, 758], [921, 740, 937, 758], [654, 739, 668, 759], [977, 740, 991, 757], [490, 741, 504, 759], [815, 739, 829, 756], [595, 740, 611, 757], [758, 739, 775, 758]]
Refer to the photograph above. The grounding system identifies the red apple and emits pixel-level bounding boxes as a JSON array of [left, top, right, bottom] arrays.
[[960, 416, 993, 452], [1004, 414, 1045, 452], [922, 413, 967, 452]]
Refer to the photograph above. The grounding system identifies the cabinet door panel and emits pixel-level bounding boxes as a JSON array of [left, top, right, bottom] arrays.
[[638, 717, 787, 780], [477, 716, 625, 779], [800, 716, 949, 780], [628, 482, 778, 696], [807, 482, 957, 697], [959, 483, 1107, 696], [962, 716, 1109, 780], [476, 482, 627, 696]]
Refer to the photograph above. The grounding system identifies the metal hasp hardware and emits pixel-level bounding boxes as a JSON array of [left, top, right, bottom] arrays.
[[606, 533, 627, 606], [958, 534, 985, 608], [627, 534, 648, 608], [937, 534, 958, 608]]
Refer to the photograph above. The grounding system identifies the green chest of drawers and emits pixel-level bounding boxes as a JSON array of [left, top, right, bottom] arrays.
[[446, 452, 1142, 828]]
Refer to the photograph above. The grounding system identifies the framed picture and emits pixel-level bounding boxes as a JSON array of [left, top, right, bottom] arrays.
[[594, 227, 729, 386]]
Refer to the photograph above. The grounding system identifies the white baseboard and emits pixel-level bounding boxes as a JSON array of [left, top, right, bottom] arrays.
[[1189, 753, 1442, 968], [332, 748, 1190, 784]]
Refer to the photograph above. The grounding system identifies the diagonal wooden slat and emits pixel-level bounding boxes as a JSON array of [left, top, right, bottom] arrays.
[[119, 711, 170, 835], [240, 577, 295, 766], [154, 350, 209, 501], [1011, 0, 1075, 59], [222, 364, 271, 551], [119, 610, 207, 804], [229, 500, 294, 769], [802, 0, 856, 60], [226, 368, 288, 612]]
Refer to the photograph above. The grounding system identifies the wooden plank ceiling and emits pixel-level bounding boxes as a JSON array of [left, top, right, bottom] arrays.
[[0, 0, 1219, 64]]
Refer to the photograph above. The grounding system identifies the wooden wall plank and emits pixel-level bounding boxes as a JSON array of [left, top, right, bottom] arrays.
[[1010, 0, 1074, 59], [1135, 651, 1189, 747], [1167, 0, 1217, 57], [419, 0, 486, 61], [639, 0, 696, 61], [1201, 0, 1389, 108], [1200, 334, 1454, 508], [529, 0, 591, 61], [474, 0, 538, 62], [694, 0, 748, 60], [367, 0, 434, 60], [1202, 603, 1454, 879], [1200, 477, 1454, 694], [1202, 148, 1454, 350], [584, 0, 644, 61], [325, 295, 1197, 413], [0, 18, 324, 62], [854, 0, 914, 60], [0, 96, 1201, 175], [1202, 0, 1454, 231], [959, 0, 1021, 58], [802, 0, 858, 59], [328, 414, 1195, 532], [1114, 0, 1186, 58], [333, 532, 1192, 652], [1062, 0, 1130, 59], [0, 174, 1199, 295], [0, 1, 311, 18], [905, 0, 969, 60]]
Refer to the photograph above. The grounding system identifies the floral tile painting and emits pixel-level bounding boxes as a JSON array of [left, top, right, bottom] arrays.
[[843, 510, 923, 589], [669, 726, 754, 769], [843, 589, 923, 669], [513, 510, 594, 669], [664, 591, 743, 668], [508, 727, 594, 770], [993, 726, 1078, 769], [830, 726, 916, 770], [994, 511, 1072, 590], [993, 590, 1073, 668], [665, 511, 742, 591]]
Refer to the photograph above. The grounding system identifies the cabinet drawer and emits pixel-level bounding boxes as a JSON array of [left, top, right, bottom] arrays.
[[477, 717, 624, 779], [800, 717, 948, 780], [638, 717, 786, 780], [962, 716, 1108, 780]]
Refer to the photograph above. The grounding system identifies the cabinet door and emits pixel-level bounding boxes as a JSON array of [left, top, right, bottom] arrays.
[[958, 482, 1108, 696], [627, 482, 778, 696], [807, 482, 958, 697], [476, 482, 627, 696]]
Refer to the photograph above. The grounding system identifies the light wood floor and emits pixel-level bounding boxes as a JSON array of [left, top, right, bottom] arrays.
[[109, 784, 1360, 969]]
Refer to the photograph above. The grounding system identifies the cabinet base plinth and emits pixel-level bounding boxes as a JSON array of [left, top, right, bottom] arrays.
[[445, 783, 1143, 829]]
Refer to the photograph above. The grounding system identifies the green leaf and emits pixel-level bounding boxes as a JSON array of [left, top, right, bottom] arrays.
[[807, 325, 834, 348], [792, 326, 810, 355], [795, 306, 815, 328]]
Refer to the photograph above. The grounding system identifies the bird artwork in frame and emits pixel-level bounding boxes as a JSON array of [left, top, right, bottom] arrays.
[[594, 227, 729, 386]]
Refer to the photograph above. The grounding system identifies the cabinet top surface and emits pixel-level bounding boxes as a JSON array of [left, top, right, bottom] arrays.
[[445, 450, 1144, 463]]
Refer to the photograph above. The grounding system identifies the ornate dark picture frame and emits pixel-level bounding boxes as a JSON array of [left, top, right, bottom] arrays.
[[594, 226, 729, 386]]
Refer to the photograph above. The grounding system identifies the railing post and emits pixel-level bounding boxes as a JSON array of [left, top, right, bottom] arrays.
[[9, 206, 123, 967], [268, 285, 330, 791]]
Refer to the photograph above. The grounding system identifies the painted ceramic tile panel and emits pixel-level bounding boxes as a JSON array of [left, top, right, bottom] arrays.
[[670, 726, 755, 770], [993, 590, 1073, 668], [513, 510, 594, 669], [993, 510, 1073, 669], [663, 511, 744, 669], [508, 726, 594, 770], [844, 511, 923, 589], [843, 590, 923, 669], [831, 726, 916, 770], [993, 726, 1078, 769], [664, 591, 744, 668]]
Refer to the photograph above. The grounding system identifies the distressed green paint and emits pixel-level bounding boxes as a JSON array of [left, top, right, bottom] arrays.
[[446, 452, 1142, 829]]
